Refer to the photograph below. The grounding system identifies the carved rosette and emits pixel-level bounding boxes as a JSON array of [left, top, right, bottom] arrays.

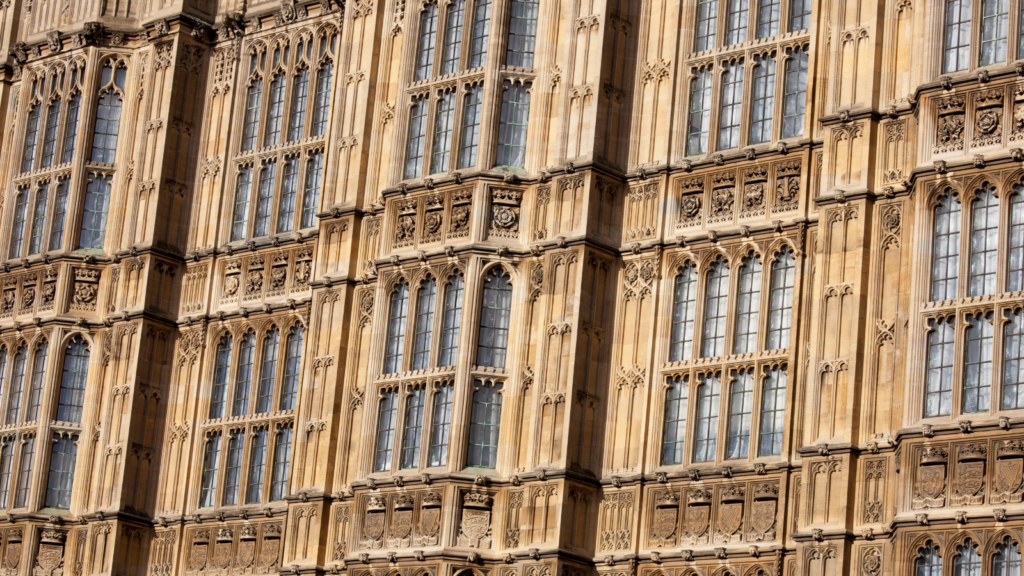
[[678, 176, 704, 228], [488, 188, 523, 240], [972, 89, 1004, 147], [70, 268, 100, 312]]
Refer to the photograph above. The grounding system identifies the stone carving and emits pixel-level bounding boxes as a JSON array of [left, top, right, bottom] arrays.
[[709, 186, 734, 223], [394, 215, 416, 247], [649, 491, 678, 547], [416, 492, 442, 546], [973, 89, 1004, 147], [935, 95, 966, 153], [682, 489, 711, 545], [21, 287, 34, 309], [246, 270, 263, 296], [599, 492, 634, 551], [748, 483, 778, 542], [742, 183, 765, 216], [457, 510, 492, 548], [992, 439, 1024, 504], [913, 447, 948, 509], [489, 188, 523, 239], [71, 268, 100, 311], [270, 267, 287, 290], [863, 548, 882, 576], [714, 486, 745, 544], [678, 194, 702, 227]]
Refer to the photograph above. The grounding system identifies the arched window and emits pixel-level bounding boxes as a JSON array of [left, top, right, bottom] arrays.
[[431, 90, 457, 174], [6, 346, 27, 424], [287, 67, 309, 142], [40, 99, 61, 169], [439, 274, 465, 367], [280, 326, 304, 411], [400, 386, 426, 469], [767, 247, 796, 350], [695, 0, 718, 50], [412, 278, 437, 370], [233, 332, 256, 416], [701, 257, 730, 358], [725, 0, 748, 44], [44, 432, 79, 509], [467, 380, 503, 468], [222, 432, 244, 506], [256, 328, 280, 414], [1009, 187, 1024, 292], [210, 335, 233, 419], [253, 160, 278, 238], [759, 365, 787, 456], [749, 55, 775, 144], [718, 63, 744, 150], [969, 186, 999, 297], [277, 158, 299, 233], [13, 436, 34, 508], [90, 64, 126, 164], [496, 80, 531, 168], [246, 428, 268, 503], [1004, 310, 1024, 410], [231, 166, 254, 241], [734, 254, 762, 354], [28, 182, 49, 256], [693, 373, 721, 462], [61, 93, 80, 163], [385, 282, 411, 374], [415, 4, 440, 81], [0, 438, 14, 508], [916, 542, 943, 576], [726, 368, 754, 459], [661, 375, 689, 465], [79, 174, 113, 250], [55, 336, 89, 423], [198, 433, 221, 508], [270, 425, 293, 501], [669, 263, 698, 362], [954, 538, 981, 576], [48, 180, 69, 251], [468, 0, 492, 67], [21, 102, 40, 173], [264, 73, 286, 147], [931, 191, 961, 302], [0, 348, 7, 411], [374, 388, 399, 472], [962, 313, 993, 414], [925, 317, 956, 417], [241, 78, 264, 151], [26, 341, 49, 422], [301, 152, 324, 229], [459, 85, 483, 168], [9, 189, 28, 259], [781, 48, 808, 138], [311, 61, 334, 137], [441, 0, 465, 74], [405, 95, 429, 179], [476, 268, 513, 368], [428, 382, 454, 466], [505, 0, 538, 67], [994, 537, 1022, 576]]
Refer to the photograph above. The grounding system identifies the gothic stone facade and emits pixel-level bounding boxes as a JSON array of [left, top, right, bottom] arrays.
[[0, 1, 1018, 576]]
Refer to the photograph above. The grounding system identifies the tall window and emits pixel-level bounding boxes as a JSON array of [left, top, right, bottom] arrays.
[[759, 366, 786, 456], [246, 429, 268, 504], [210, 336, 232, 419], [21, 104, 40, 173], [931, 192, 961, 301], [439, 275, 464, 366], [916, 543, 942, 576], [223, 433, 244, 506], [231, 166, 254, 241], [1009, 189, 1024, 292], [242, 80, 264, 151], [270, 426, 292, 501], [669, 264, 698, 362], [415, 4, 440, 81], [733, 255, 762, 354], [40, 101, 61, 169], [431, 91, 457, 174], [749, 56, 776, 144], [301, 152, 323, 229], [412, 279, 437, 370], [469, 0, 492, 67], [993, 537, 1022, 576], [969, 187, 999, 297], [79, 175, 113, 250], [782, 48, 808, 138], [428, 382, 454, 466], [506, 0, 539, 67], [725, 0, 749, 45], [695, 0, 719, 50], [374, 389, 399, 472], [458, 85, 483, 169], [253, 161, 278, 238], [55, 337, 89, 423], [0, 442, 13, 509], [701, 258, 730, 358], [925, 317, 956, 417], [476, 268, 513, 368], [1004, 310, 1024, 410], [288, 68, 309, 142], [467, 380, 502, 468], [718, 64, 744, 150], [385, 283, 410, 374], [693, 374, 721, 462], [953, 539, 981, 576], [766, 248, 796, 350], [265, 74, 286, 146], [661, 375, 689, 465], [26, 342, 48, 422], [199, 433, 221, 508], [233, 333, 256, 416], [980, 0, 1009, 66], [61, 94, 80, 164], [13, 438, 33, 508], [6, 347, 26, 425], [311, 62, 333, 137], [256, 329, 280, 414], [757, 0, 781, 37], [405, 96, 429, 179], [496, 81, 531, 168], [28, 183, 48, 256], [90, 65, 126, 164], [687, 69, 714, 155], [789, 0, 811, 31], [278, 159, 299, 232], [280, 326, 304, 411], [963, 313, 993, 414], [43, 433, 78, 508], [944, 0, 973, 73], [48, 180, 69, 251], [9, 190, 28, 259], [441, 0, 466, 74], [726, 370, 754, 459], [400, 387, 426, 468]]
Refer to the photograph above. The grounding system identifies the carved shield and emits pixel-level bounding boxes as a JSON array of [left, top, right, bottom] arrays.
[[718, 503, 743, 535], [36, 544, 63, 572], [683, 507, 709, 537], [955, 461, 985, 496], [461, 509, 491, 541], [258, 538, 280, 569], [917, 465, 946, 499], [237, 540, 256, 569], [651, 507, 678, 541], [362, 513, 386, 541], [419, 508, 440, 537], [4, 543, 21, 571], [391, 510, 413, 539], [213, 542, 232, 569], [187, 543, 208, 572], [751, 500, 777, 534], [995, 459, 1024, 494]]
